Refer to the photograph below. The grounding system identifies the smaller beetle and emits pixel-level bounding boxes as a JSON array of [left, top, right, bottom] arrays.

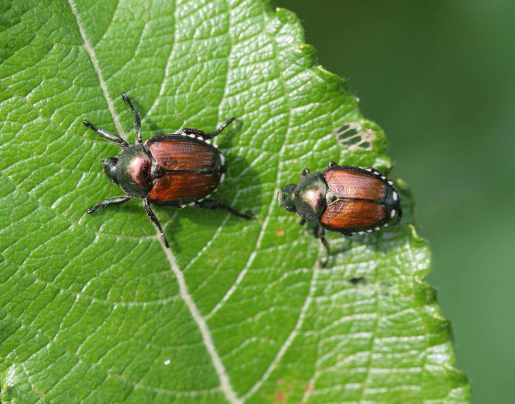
[[277, 162, 402, 266], [84, 93, 250, 247]]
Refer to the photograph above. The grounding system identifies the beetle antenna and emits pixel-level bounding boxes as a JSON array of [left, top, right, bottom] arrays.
[[121, 93, 143, 144], [203, 117, 236, 139], [83, 120, 128, 147]]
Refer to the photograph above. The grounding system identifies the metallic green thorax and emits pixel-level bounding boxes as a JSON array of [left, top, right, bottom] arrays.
[[278, 173, 328, 222], [114, 145, 153, 198]]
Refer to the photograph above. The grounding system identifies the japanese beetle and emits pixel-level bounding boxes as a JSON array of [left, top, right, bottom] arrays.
[[84, 93, 250, 247], [278, 162, 402, 266]]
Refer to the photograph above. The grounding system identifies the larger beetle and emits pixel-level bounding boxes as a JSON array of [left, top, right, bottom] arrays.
[[278, 162, 402, 266], [84, 93, 250, 247]]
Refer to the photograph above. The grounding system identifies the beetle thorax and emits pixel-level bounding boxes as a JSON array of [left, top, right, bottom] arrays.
[[294, 173, 328, 222], [115, 145, 153, 198]]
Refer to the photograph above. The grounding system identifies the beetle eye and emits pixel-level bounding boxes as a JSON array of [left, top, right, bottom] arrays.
[[103, 157, 119, 185], [278, 184, 297, 212]]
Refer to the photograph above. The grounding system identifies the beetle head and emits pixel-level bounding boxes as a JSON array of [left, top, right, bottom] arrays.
[[278, 184, 297, 212], [103, 157, 119, 185]]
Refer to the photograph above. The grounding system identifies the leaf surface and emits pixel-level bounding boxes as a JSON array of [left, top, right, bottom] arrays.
[[0, 0, 470, 403]]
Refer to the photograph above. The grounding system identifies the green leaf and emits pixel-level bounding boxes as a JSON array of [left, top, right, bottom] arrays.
[[0, 0, 471, 403]]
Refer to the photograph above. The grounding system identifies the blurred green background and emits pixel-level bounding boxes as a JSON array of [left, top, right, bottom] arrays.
[[277, 1, 515, 402]]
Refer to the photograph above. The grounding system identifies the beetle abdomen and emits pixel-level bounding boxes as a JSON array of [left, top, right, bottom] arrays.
[[321, 200, 386, 229], [148, 172, 218, 205], [320, 165, 400, 233], [324, 168, 387, 200], [147, 135, 218, 171]]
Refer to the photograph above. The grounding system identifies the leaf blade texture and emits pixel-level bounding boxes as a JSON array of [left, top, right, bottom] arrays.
[[0, 0, 471, 403]]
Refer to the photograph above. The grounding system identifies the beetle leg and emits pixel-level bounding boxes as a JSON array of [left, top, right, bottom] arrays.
[[121, 93, 142, 144], [299, 217, 306, 226], [394, 206, 403, 225], [196, 199, 251, 219], [328, 161, 338, 168], [143, 199, 169, 248], [317, 225, 330, 267], [202, 117, 236, 139], [301, 168, 310, 177], [83, 120, 128, 147], [87, 196, 131, 214]]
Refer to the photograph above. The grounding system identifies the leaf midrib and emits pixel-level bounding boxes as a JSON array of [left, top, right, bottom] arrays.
[[66, 0, 245, 402]]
